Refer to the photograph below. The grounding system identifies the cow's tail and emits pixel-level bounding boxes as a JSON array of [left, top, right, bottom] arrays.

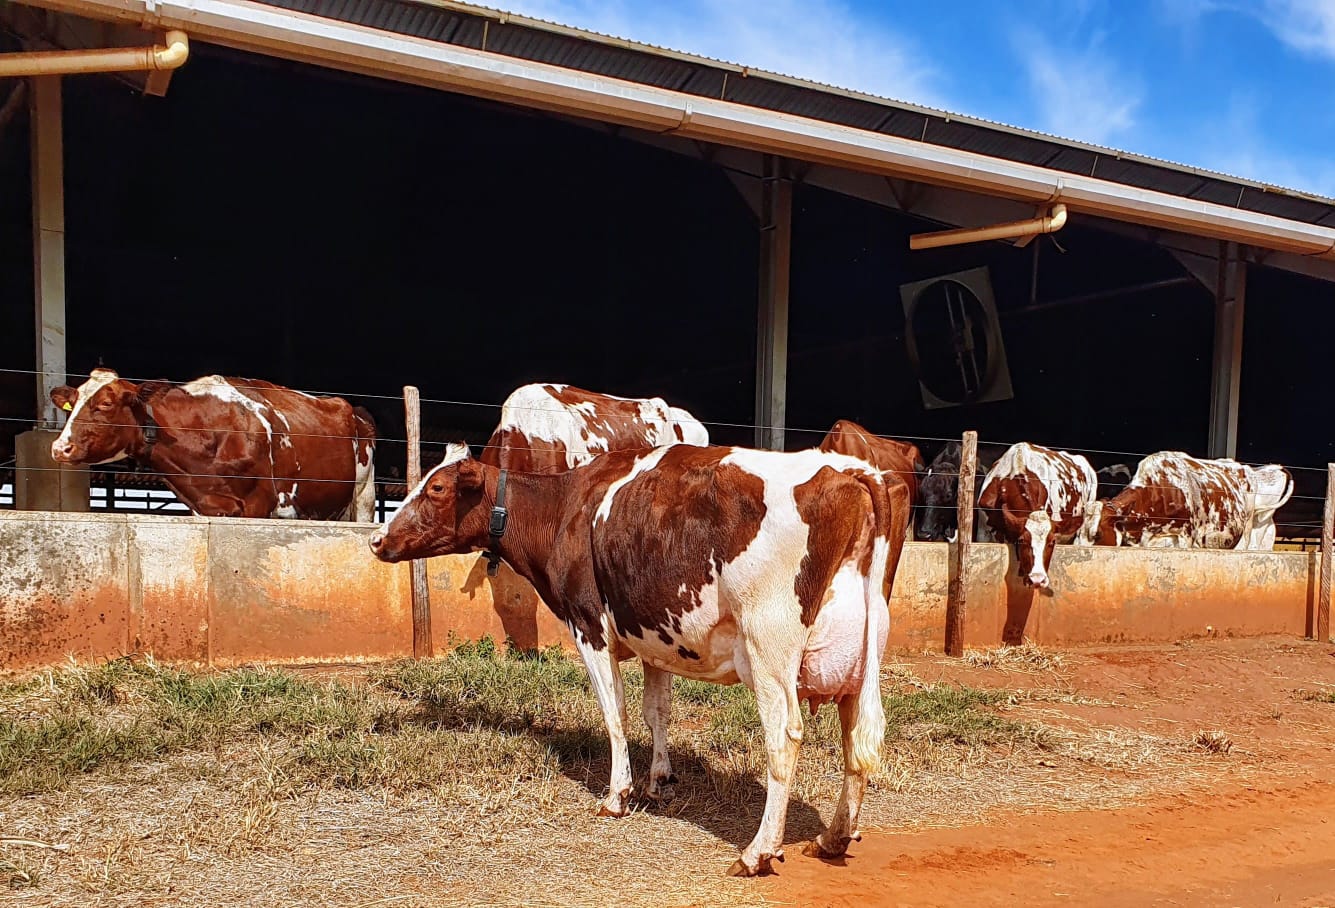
[[848, 469, 908, 775], [351, 406, 377, 523], [1274, 470, 1295, 511]]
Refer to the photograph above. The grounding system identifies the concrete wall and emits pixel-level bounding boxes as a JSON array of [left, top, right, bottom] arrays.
[[0, 511, 410, 670], [0, 511, 1320, 672]]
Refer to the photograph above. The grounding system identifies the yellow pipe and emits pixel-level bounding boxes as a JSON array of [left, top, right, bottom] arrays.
[[909, 203, 1068, 251], [0, 29, 187, 77]]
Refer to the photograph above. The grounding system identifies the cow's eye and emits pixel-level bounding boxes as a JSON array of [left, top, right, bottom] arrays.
[[431, 484, 444, 493]]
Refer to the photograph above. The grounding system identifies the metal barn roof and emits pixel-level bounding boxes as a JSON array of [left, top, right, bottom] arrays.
[[261, 0, 1335, 227]]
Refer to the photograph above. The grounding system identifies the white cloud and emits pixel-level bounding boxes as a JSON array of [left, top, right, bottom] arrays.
[[1010, 28, 1142, 146], [489, 0, 945, 107], [1174, 0, 1335, 59], [1259, 0, 1335, 58]]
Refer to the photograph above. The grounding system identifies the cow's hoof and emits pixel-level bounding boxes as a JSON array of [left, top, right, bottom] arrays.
[[726, 851, 783, 877], [802, 831, 859, 859], [595, 804, 628, 818], [645, 773, 677, 803]]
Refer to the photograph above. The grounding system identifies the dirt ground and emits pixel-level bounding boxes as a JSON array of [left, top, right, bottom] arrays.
[[5, 635, 1335, 907], [758, 636, 1335, 908]]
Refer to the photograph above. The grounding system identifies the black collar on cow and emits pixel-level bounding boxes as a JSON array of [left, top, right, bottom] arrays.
[[484, 469, 509, 577], [133, 402, 162, 469]]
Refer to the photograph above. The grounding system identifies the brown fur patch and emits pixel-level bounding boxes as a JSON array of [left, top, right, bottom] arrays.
[[591, 449, 766, 645], [792, 467, 867, 626]]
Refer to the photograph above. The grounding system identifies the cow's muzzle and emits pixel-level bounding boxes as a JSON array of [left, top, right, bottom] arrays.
[[50, 440, 78, 463], [1026, 571, 1050, 590], [368, 531, 389, 559]]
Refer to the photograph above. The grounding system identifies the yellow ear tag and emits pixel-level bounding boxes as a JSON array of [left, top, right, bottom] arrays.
[[61, 402, 73, 412]]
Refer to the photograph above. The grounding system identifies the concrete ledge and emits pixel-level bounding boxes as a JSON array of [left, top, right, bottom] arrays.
[[0, 511, 1321, 671]]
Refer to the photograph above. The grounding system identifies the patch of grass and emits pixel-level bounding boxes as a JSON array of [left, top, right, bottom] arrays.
[[1299, 688, 1335, 703], [0, 713, 167, 794], [372, 636, 596, 737], [0, 641, 1049, 815], [0, 658, 401, 796], [886, 684, 1048, 748]]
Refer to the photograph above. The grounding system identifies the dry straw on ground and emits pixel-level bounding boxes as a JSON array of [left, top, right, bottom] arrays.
[[961, 640, 1065, 672]]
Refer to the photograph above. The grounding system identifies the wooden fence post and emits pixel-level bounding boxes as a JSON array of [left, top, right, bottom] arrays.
[[405, 385, 433, 659], [1320, 463, 1333, 643], [945, 430, 978, 657]]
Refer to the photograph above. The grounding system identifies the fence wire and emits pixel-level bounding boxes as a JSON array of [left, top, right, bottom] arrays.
[[0, 365, 1328, 535]]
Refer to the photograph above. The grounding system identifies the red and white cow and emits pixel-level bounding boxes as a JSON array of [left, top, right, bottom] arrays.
[[370, 442, 910, 876], [50, 368, 376, 521], [978, 442, 1098, 589], [818, 419, 923, 521], [1076, 452, 1293, 550], [479, 383, 708, 473]]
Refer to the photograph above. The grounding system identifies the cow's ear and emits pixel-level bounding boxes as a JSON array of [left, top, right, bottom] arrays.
[[136, 381, 168, 404], [457, 459, 484, 491], [50, 386, 77, 412]]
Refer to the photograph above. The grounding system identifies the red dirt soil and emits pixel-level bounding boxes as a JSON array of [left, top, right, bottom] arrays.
[[764, 779, 1335, 907], [759, 636, 1335, 908]]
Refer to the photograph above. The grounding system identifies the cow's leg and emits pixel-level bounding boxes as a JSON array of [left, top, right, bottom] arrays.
[[730, 649, 803, 877], [352, 450, 376, 523], [642, 663, 676, 801], [805, 695, 871, 859], [571, 628, 633, 817]]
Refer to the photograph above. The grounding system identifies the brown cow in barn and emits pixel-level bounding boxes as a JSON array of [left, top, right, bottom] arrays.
[[978, 442, 1098, 589], [818, 419, 923, 519], [370, 442, 909, 876], [50, 368, 375, 521], [479, 382, 708, 473], [1076, 452, 1294, 550]]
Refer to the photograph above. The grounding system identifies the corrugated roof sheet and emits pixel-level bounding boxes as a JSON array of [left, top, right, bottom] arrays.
[[259, 0, 1335, 225]]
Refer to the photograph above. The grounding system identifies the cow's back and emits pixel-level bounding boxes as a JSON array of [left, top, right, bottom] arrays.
[[480, 383, 708, 474], [981, 443, 1096, 540], [236, 378, 370, 519], [1126, 453, 1250, 548], [819, 419, 921, 506]]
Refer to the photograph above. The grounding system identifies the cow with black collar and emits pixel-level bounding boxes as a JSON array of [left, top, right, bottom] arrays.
[[370, 442, 909, 876]]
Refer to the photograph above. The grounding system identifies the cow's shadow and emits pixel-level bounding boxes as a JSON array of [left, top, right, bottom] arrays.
[[394, 687, 827, 850], [999, 544, 1055, 644], [458, 557, 545, 651]]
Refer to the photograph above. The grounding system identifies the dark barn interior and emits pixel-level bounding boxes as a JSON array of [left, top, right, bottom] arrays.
[[2, 40, 1332, 527]]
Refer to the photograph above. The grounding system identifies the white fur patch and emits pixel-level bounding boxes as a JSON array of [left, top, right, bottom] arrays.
[[391, 442, 470, 525], [496, 384, 709, 469]]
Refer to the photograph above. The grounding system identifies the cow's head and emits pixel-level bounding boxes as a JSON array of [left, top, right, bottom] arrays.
[[1076, 499, 1124, 547], [916, 463, 961, 542], [49, 369, 146, 465], [979, 473, 1058, 589], [1013, 510, 1058, 588], [368, 443, 488, 562]]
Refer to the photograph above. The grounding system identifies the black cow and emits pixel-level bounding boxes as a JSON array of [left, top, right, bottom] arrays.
[[916, 441, 1004, 542]]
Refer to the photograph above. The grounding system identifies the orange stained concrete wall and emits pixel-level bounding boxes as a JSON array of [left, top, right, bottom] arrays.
[[0, 513, 1321, 672]]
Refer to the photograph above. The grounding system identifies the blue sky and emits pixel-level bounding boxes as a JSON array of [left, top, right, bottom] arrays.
[[496, 0, 1335, 198]]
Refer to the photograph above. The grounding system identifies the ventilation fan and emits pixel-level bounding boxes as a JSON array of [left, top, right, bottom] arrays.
[[899, 267, 1014, 410]]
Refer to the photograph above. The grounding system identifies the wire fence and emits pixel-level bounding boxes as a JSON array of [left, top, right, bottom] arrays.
[[0, 365, 1328, 541]]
